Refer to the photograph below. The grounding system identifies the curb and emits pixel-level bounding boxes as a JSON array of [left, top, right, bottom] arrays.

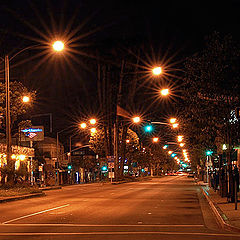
[[0, 192, 45, 203], [200, 184, 240, 233], [40, 186, 62, 191]]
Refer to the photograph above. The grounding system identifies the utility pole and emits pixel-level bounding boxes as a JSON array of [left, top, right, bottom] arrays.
[[5, 55, 13, 181]]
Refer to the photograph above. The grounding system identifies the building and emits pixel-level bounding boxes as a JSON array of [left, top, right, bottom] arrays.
[[0, 142, 34, 183]]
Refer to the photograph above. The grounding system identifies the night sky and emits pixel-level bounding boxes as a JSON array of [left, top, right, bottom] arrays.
[[0, 0, 240, 138]]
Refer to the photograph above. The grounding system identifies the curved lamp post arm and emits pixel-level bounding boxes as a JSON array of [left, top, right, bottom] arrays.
[[9, 44, 41, 61]]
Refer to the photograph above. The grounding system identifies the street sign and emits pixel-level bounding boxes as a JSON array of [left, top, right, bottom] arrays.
[[20, 126, 44, 142], [109, 171, 114, 178], [108, 162, 114, 168]]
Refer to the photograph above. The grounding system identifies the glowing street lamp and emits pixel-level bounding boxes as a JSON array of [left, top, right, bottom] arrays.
[[80, 122, 87, 129], [132, 116, 141, 123], [160, 88, 169, 96], [52, 40, 64, 52], [177, 135, 184, 142], [172, 123, 179, 128], [152, 137, 159, 143], [90, 127, 96, 134], [22, 96, 30, 103], [170, 118, 177, 124], [89, 118, 97, 125], [152, 67, 162, 76]]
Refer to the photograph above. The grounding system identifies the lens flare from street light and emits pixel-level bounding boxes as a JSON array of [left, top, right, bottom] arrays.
[[22, 96, 30, 103], [160, 88, 169, 96], [80, 122, 87, 129], [52, 41, 64, 52], [152, 67, 162, 76], [153, 137, 159, 143], [89, 118, 96, 125], [132, 116, 141, 123]]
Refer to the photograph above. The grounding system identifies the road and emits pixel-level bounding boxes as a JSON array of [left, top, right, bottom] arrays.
[[0, 175, 240, 240]]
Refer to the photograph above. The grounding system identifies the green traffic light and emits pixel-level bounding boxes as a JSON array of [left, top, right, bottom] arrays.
[[144, 125, 153, 133], [206, 150, 213, 156]]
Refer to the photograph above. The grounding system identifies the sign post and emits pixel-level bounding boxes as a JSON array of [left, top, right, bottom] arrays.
[[107, 156, 115, 183]]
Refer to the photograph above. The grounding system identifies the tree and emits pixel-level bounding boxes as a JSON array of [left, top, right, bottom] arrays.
[[0, 81, 35, 130], [0, 81, 36, 184], [179, 32, 240, 168]]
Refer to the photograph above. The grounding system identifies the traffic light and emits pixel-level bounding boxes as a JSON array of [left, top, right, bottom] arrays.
[[67, 163, 72, 170], [206, 150, 213, 156], [144, 124, 153, 133], [101, 166, 108, 171]]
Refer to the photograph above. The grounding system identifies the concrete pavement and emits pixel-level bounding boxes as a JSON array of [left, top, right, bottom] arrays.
[[0, 176, 240, 239]]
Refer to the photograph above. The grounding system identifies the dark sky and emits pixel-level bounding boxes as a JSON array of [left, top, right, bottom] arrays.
[[0, 0, 240, 136]]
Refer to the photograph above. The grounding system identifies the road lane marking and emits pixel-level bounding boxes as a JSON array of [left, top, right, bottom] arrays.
[[2, 204, 70, 224], [0, 231, 239, 237]]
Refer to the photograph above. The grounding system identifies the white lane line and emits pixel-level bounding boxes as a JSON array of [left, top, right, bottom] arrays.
[[0, 231, 239, 237], [0, 224, 205, 227], [2, 204, 70, 224]]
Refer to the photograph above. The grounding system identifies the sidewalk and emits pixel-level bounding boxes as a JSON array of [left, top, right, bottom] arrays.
[[197, 180, 240, 232]]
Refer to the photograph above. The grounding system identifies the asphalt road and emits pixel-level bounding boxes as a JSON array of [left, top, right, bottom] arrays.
[[0, 175, 240, 240]]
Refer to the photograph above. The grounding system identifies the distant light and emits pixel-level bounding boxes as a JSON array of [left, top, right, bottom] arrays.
[[52, 41, 64, 51], [89, 118, 96, 125], [18, 155, 26, 161], [170, 118, 177, 124], [171, 153, 177, 158], [180, 143, 185, 147], [152, 67, 162, 76], [206, 150, 213, 156], [222, 144, 227, 150], [153, 137, 159, 143], [132, 116, 141, 123], [102, 166, 107, 171], [126, 139, 130, 143], [11, 154, 16, 159], [80, 123, 87, 129], [144, 125, 153, 133], [177, 135, 184, 142], [22, 96, 30, 103], [160, 89, 169, 96], [163, 145, 168, 149], [90, 127, 97, 134], [172, 123, 179, 128], [168, 151, 173, 155]]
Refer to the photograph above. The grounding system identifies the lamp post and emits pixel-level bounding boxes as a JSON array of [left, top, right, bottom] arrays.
[[3, 41, 64, 183]]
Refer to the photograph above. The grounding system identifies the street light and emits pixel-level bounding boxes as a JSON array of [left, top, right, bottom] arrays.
[[89, 118, 97, 125], [169, 118, 177, 124], [52, 41, 64, 52], [152, 67, 162, 76], [22, 96, 30, 103], [80, 122, 87, 129], [160, 88, 169, 96], [152, 137, 159, 143], [3, 41, 64, 183], [132, 116, 141, 124]]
